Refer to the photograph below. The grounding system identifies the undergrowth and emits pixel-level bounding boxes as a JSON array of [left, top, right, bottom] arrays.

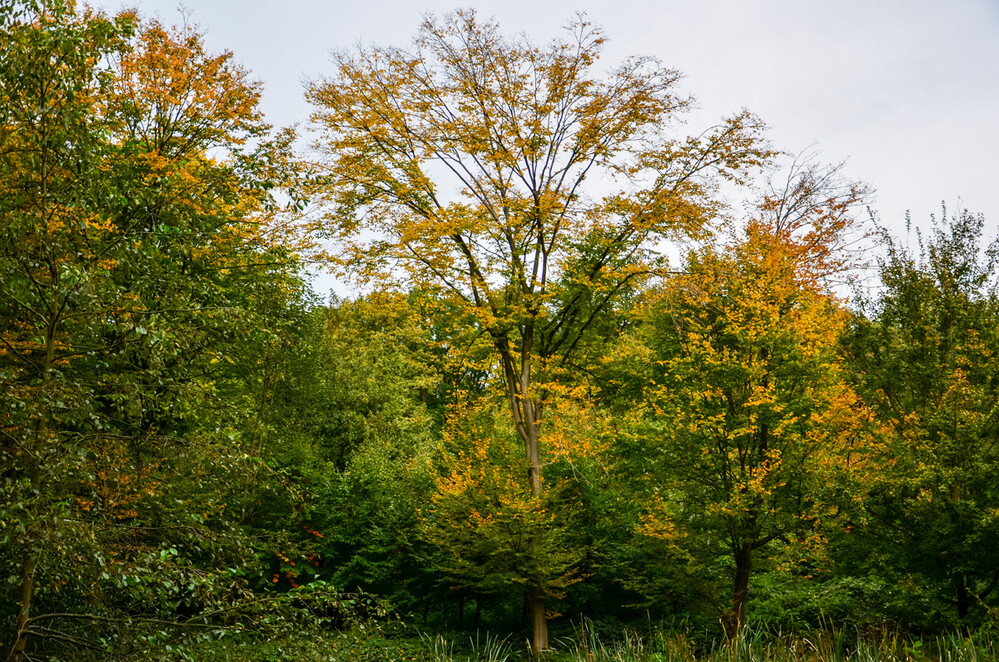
[[156, 620, 999, 661]]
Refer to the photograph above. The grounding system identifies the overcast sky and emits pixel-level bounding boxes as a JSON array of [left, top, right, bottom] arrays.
[[94, 0, 999, 265]]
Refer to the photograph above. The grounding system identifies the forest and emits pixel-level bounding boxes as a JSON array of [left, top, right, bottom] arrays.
[[2, 2, 999, 661]]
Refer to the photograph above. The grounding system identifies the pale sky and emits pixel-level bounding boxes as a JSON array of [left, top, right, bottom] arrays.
[[93, 0, 999, 271]]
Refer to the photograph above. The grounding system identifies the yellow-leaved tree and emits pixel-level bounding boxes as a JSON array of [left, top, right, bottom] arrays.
[[306, 11, 770, 652], [635, 163, 872, 635]]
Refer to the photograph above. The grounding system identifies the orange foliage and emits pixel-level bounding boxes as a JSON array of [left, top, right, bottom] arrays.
[[637, 216, 878, 631]]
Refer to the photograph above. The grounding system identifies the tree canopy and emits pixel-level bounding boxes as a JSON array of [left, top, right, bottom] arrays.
[[4, 4, 999, 660], [0, 3, 307, 658], [306, 11, 770, 652]]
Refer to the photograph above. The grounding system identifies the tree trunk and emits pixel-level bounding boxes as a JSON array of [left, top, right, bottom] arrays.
[[7, 555, 34, 662], [9, 331, 56, 661], [957, 576, 970, 620], [499, 338, 549, 655], [516, 355, 543, 499], [525, 406, 548, 656], [729, 543, 753, 638], [523, 403, 548, 655], [8, 455, 40, 661], [529, 586, 548, 658]]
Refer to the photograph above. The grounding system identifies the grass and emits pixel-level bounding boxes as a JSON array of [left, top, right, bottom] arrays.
[[540, 621, 999, 662], [154, 621, 999, 662]]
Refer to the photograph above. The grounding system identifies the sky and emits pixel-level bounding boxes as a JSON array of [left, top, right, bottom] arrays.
[[93, 0, 999, 278]]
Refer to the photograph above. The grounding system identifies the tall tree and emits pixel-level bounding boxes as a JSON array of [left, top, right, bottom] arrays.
[[845, 207, 999, 623], [625, 162, 871, 634], [306, 11, 769, 652], [0, 3, 301, 658]]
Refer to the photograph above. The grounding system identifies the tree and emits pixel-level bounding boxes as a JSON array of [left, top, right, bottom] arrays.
[[637, 225, 867, 634], [420, 399, 584, 626], [0, 3, 303, 657], [845, 207, 999, 624], [306, 11, 769, 652], [306, 294, 442, 613], [623, 160, 871, 634]]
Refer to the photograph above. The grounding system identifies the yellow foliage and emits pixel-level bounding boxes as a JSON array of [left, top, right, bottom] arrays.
[[639, 220, 876, 583]]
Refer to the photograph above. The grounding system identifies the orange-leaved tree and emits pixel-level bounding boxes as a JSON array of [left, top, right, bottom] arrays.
[[635, 164, 872, 635], [306, 11, 770, 652]]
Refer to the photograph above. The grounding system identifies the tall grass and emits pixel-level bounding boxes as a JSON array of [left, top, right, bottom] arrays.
[[535, 619, 999, 662], [421, 630, 515, 662], [167, 621, 999, 661]]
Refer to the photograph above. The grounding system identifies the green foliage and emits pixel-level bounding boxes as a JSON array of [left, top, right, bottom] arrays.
[[420, 401, 585, 602], [290, 295, 443, 612], [844, 206, 999, 626], [613, 222, 867, 632], [5, 1, 999, 655], [0, 1, 317, 657]]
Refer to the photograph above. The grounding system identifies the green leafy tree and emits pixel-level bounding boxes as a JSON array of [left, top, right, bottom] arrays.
[[845, 207, 999, 624], [0, 3, 304, 657], [419, 391, 609, 627], [307, 294, 442, 612]]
